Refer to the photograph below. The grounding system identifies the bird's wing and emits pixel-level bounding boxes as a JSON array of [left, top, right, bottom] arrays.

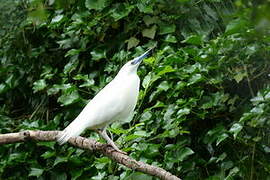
[[57, 80, 124, 144], [79, 79, 127, 127]]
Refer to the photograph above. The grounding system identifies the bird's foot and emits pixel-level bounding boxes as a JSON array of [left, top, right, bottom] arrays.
[[107, 142, 127, 155], [96, 128, 127, 155]]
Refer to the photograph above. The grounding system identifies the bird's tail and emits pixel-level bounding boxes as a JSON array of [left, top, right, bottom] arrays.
[[57, 120, 85, 145]]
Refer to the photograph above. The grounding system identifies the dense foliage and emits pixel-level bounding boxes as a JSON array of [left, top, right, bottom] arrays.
[[0, 0, 270, 179]]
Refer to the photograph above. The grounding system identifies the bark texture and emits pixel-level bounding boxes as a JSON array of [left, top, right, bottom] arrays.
[[0, 130, 181, 180]]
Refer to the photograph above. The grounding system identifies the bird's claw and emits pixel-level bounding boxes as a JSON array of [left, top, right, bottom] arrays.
[[107, 143, 127, 155]]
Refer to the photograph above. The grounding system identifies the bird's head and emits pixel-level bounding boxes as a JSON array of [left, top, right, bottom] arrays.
[[118, 48, 153, 75]]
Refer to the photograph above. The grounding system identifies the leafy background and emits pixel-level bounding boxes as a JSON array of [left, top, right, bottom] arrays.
[[0, 0, 270, 179]]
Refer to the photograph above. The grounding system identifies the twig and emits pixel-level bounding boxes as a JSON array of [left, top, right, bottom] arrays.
[[0, 130, 181, 180]]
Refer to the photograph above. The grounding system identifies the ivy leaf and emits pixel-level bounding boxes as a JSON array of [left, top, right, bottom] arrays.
[[182, 35, 203, 45], [53, 157, 68, 167], [65, 49, 81, 57], [229, 123, 243, 139], [177, 108, 191, 117], [29, 168, 44, 177], [164, 34, 177, 43], [216, 133, 229, 146], [85, 0, 109, 10], [33, 79, 46, 93], [0, 84, 7, 94], [91, 49, 106, 61], [58, 89, 80, 106], [51, 14, 64, 24], [127, 37, 140, 50], [234, 72, 247, 83], [225, 18, 247, 35], [126, 172, 152, 180], [157, 66, 175, 76], [137, 2, 153, 13], [144, 57, 155, 65], [41, 151, 56, 159], [178, 147, 194, 161], [159, 23, 176, 35], [157, 81, 170, 91], [64, 55, 79, 74], [143, 15, 158, 26], [187, 73, 203, 86], [142, 73, 160, 89], [142, 25, 157, 39], [111, 3, 134, 21]]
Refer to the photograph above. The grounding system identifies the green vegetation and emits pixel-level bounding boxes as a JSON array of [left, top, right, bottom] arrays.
[[0, 0, 270, 179]]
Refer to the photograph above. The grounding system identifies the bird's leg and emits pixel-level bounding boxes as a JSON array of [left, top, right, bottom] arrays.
[[96, 129, 127, 154]]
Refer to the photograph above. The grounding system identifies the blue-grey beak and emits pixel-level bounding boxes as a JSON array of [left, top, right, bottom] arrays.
[[131, 48, 153, 65]]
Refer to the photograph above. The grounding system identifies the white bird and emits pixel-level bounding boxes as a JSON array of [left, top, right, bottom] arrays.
[[57, 48, 153, 153]]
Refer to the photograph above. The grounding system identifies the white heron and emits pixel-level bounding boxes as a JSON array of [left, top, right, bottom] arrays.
[[57, 48, 153, 153]]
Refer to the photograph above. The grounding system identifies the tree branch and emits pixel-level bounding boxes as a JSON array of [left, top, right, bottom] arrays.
[[0, 130, 181, 180]]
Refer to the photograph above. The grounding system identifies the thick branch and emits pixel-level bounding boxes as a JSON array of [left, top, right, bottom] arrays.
[[0, 130, 181, 180]]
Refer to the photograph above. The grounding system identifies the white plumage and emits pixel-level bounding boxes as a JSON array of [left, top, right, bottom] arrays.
[[57, 48, 153, 153]]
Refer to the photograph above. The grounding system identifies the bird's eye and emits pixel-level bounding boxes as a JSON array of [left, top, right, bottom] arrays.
[[131, 60, 136, 65]]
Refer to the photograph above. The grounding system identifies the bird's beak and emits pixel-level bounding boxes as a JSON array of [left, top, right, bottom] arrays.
[[131, 48, 154, 65]]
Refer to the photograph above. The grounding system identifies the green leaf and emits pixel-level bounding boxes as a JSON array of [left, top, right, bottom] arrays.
[[177, 108, 190, 117], [187, 73, 203, 86], [41, 151, 56, 159], [176, 0, 190, 2], [70, 169, 83, 180], [251, 92, 264, 104], [144, 57, 156, 65], [264, 92, 270, 100], [137, 2, 153, 13], [182, 35, 203, 45], [64, 55, 79, 74], [58, 89, 80, 106], [91, 49, 106, 61], [178, 147, 194, 161], [53, 157, 68, 166], [47, 84, 72, 95], [142, 73, 160, 89], [65, 49, 81, 57], [124, 134, 141, 141], [51, 14, 64, 24], [0, 84, 7, 94], [111, 3, 134, 21], [127, 37, 139, 50], [33, 79, 47, 92], [134, 130, 149, 137], [225, 18, 247, 35], [159, 23, 176, 35], [234, 72, 247, 83], [29, 168, 44, 177], [229, 123, 243, 139], [5, 74, 19, 88], [225, 167, 240, 180], [216, 133, 229, 146], [37, 141, 56, 149], [164, 34, 177, 43], [143, 15, 158, 26], [125, 172, 153, 180], [157, 81, 170, 91], [157, 66, 175, 76], [142, 25, 157, 39], [108, 127, 128, 135], [85, 0, 109, 10], [73, 74, 95, 87]]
